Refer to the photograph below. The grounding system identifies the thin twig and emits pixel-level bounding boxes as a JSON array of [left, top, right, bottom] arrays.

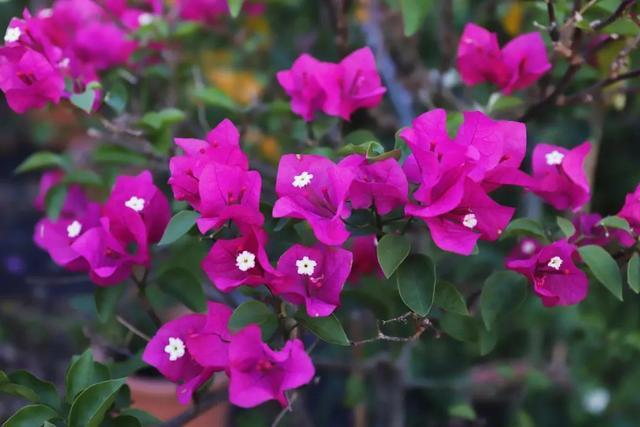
[[546, 0, 560, 42], [591, 0, 636, 31], [116, 316, 151, 342], [271, 393, 299, 427], [562, 67, 640, 104]]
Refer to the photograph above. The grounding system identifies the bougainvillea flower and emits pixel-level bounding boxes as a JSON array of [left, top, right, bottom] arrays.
[[202, 227, 276, 292], [338, 154, 408, 215], [569, 213, 634, 248], [505, 238, 543, 270], [617, 184, 640, 234], [456, 23, 509, 88], [73, 22, 136, 70], [507, 240, 588, 307], [531, 142, 591, 212], [324, 47, 386, 120], [184, 302, 233, 371], [196, 163, 264, 233], [102, 170, 171, 250], [407, 180, 514, 255], [273, 154, 354, 246], [0, 45, 64, 113], [228, 325, 315, 408], [34, 194, 101, 271], [276, 54, 338, 122], [456, 23, 550, 94], [142, 312, 214, 405], [501, 32, 552, 94], [270, 243, 352, 317], [71, 217, 143, 286], [177, 0, 263, 22], [347, 235, 382, 284], [169, 119, 248, 211]]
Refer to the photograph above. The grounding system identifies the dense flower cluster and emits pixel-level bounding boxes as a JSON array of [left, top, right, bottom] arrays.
[[34, 170, 170, 285], [456, 23, 551, 94]]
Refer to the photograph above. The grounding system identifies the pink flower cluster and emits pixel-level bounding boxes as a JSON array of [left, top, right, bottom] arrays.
[[178, 0, 265, 23], [0, 0, 161, 113], [277, 47, 386, 121], [34, 170, 170, 285], [456, 23, 551, 94], [142, 302, 314, 407]]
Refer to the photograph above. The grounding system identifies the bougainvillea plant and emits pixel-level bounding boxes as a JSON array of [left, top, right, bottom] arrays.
[[2, 0, 640, 426]]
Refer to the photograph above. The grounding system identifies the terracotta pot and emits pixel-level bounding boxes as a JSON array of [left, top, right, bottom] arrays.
[[127, 375, 228, 427]]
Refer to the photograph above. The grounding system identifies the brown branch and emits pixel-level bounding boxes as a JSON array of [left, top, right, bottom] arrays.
[[591, 0, 636, 31], [562, 67, 640, 104], [155, 389, 228, 427], [546, 0, 560, 42], [350, 316, 431, 346]]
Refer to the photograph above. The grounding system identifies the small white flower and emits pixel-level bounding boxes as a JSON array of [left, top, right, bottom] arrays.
[[164, 337, 186, 361], [236, 250, 256, 272], [67, 220, 82, 238], [4, 27, 21, 43], [125, 196, 145, 212], [292, 171, 313, 188], [545, 150, 565, 166], [462, 213, 478, 229], [138, 13, 154, 26], [583, 388, 610, 415], [296, 256, 317, 276], [58, 58, 70, 68], [522, 241, 537, 255], [548, 256, 563, 270], [39, 8, 53, 18]]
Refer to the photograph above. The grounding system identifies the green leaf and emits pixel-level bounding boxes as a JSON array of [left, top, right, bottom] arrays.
[[448, 403, 477, 420], [579, 245, 623, 301], [556, 217, 576, 238], [7, 371, 61, 411], [400, 0, 431, 36], [2, 404, 58, 427], [63, 170, 103, 186], [434, 281, 469, 316], [65, 350, 110, 403], [140, 108, 186, 131], [440, 312, 478, 343], [104, 83, 128, 114], [445, 111, 463, 138], [67, 378, 126, 427], [70, 87, 97, 114], [104, 415, 142, 427], [0, 382, 39, 403], [344, 374, 366, 408], [598, 215, 632, 232], [501, 218, 547, 241], [487, 93, 523, 114], [157, 268, 207, 312], [15, 151, 68, 174], [118, 409, 161, 426], [479, 271, 527, 331], [396, 254, 437, 316], [295, 312, 350, 346], [93, 145, 147, 166], [228, 301, 278, 339], [627, 253, 640, 294], [45, 184, 68, 221], [337, 140, 384, 158], [95, 285, 125, 323], [158, 211, 200, 246], [478, 327, 497, 356], [228, 0, 245, 17], [193, 87, 239, 111], [344, 130, 378, 146], [377, 234, 411, 279]]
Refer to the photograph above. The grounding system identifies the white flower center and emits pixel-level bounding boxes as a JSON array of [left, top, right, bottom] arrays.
[[138, 13, 154, 26], [4, 27, 21, 43], [296, 256, 317, 276], [521, 241, 536, 255], [125, 196, 145, 212], [164, 337, 186, 361], [462, 213, 478, 229], [58, 57, 70, 68], [548, 256, 563, 270], [236, 250, 256, 272], [545, 150, 565, 166], [292, 171, 313, 188], [67, 220, 82, 238]]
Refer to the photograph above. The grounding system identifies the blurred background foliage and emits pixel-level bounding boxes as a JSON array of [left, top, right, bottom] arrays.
[[1, 0, 640, 426]]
